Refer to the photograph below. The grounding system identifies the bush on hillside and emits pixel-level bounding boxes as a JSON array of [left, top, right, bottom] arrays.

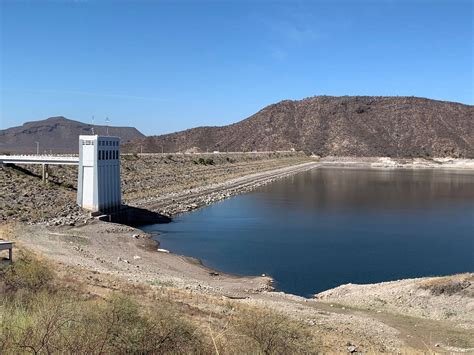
[[232, 306, 318, 354], [1, 254, 54, 293], [0, 252, 319, 354], [0, 255, 205, 354]]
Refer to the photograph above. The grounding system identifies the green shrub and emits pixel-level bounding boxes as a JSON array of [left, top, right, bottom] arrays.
[[2, 254, 54, 293], [61, 182, 75, 189], [100, 295, 203, 353], [196, 157, 215, 166]]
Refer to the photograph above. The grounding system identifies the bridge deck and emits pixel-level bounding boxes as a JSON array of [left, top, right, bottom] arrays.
[[0, 155, 79, 165]]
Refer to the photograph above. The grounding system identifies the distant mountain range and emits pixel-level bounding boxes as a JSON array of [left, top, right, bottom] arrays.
[[1, 96, 472, 157], [0, 116, 145, 154], [123, 96, 473, 158]]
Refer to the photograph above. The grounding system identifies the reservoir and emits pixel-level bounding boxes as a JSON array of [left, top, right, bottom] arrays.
[[143, 167, 474, 297]]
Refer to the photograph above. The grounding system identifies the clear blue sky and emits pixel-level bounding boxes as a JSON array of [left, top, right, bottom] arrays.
[[1, 0, 472, 135]]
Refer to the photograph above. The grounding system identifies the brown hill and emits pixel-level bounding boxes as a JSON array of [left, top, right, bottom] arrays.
[[124, 96, 473, 158], [0, 116, 145, 154]]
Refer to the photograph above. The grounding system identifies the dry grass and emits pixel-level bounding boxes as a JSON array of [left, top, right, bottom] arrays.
[[419, 274, 473, 296], [0, 249, 320, 354]]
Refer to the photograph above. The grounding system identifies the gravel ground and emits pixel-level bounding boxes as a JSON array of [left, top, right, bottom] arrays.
[[315, 274, 474, 327]]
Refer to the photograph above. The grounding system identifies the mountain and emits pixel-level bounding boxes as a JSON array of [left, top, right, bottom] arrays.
[[0, 116, 145, 154], [124, 96, 473, 158]]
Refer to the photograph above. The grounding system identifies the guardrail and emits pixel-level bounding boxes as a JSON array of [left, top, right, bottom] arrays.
[[0, 155, 79, 165]]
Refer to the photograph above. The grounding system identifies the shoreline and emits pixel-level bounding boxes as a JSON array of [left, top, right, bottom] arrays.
[[4, 157, 474, 295], [319, 156, 474, 170], [139, 157, 474, 297], [129, 156, 474, 220], [3, 156, 474, 352], [12, 156, 473, 297], [132, 160, 320, 217], [132, 155, 474, 298]]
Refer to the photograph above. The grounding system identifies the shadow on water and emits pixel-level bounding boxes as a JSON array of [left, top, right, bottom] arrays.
[[100, 205, 171, 228]]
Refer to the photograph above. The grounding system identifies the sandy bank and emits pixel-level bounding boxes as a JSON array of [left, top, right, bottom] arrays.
[[7, 161, 321, 297], [9, 221, 272, 298]]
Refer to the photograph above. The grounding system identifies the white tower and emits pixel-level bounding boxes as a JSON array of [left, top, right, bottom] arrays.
[[77, 135, 121, 212]]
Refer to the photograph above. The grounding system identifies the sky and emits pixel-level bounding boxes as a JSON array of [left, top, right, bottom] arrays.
[[0, 0, 472, 135]]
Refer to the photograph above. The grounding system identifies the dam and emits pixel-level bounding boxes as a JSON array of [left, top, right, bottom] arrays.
[[0, 135, 121, 213]]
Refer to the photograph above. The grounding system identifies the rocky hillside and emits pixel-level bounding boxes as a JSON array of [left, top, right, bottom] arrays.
[[124, 96, 473, 158], [0, 116, 145, 153]]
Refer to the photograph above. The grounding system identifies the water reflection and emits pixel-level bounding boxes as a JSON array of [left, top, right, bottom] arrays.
[[263, 168, 474, 212], [143, 168, 474, 297]]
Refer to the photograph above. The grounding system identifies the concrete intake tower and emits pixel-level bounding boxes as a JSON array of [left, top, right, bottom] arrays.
[[77, 135, 121, 212]]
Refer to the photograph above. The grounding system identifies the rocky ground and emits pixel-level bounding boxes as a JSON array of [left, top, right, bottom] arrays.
[[315, 274, 474, 327], [0, 164, 87, 225]]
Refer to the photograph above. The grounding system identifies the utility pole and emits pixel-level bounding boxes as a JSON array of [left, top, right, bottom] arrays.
[[140, 145, 143, 154], [35, 141, 39, 155], [106, 116, 110, 136]]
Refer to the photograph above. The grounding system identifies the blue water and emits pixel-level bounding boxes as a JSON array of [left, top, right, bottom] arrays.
[[142, 168, 474, 297]]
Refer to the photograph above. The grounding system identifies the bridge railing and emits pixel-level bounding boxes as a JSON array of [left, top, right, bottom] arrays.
[[0, 155, 80, 165]]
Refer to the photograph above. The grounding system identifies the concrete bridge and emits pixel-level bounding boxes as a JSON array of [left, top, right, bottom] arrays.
[[0, 155, 79, 181], [0, 135, 121, 212], [0, 155, 79, 165]]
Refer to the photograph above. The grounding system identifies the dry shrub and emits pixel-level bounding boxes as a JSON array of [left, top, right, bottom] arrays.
[[95, 295, 204, 353], [0, 256, 206, 354], [0, 252, 320, 354], [419, 274, 473, 296], [1, 253, 54, 294], [0, 292, 205, 354], [230, 306, 318, 354]]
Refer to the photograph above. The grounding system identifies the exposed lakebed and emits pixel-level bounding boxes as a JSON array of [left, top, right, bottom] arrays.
[[142, 167, 474, 297]]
